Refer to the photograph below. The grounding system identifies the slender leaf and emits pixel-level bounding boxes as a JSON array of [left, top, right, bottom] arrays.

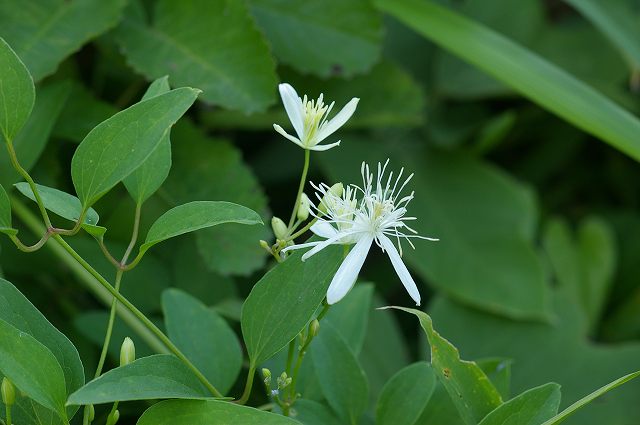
[[386, 307, 502, 425], [162, 289, 242, 395], [540, 372, 640, 425], [67, 355, 210, 405], [311, 322, 369, 425], [241, 243, 342, 365], [479, 383, 561, 425], [71, 87, 200, 207], [0, 319, 67, 421], [141, 201, 262, 257], [124, 76, 173, 204], [374, 0, 640, 162], [0, 37, 34, 142], [15, 182, 99, 225], [137, 399, 301, 425]]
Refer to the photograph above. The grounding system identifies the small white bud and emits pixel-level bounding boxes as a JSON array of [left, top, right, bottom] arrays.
[[271, 217, 289, 240], [2, 377, 16, 406], [309, 319, 320, 337], [120, 337, 136, 366], [297, 193, 310, 221], [319, 183, 344, 213]]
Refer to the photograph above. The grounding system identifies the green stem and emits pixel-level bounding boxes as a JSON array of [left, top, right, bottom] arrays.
[[5, 403, 11, 425], [5, 140, 52, 228], [288, 149, 311, 229], [285, 340, 296, 377], [93, 270, 123, 378], [235, 364, 256, 405], [286, 217, 318, 242], [8, 232, 50, 252]]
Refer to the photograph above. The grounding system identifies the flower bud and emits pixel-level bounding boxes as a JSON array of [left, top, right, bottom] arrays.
[[277, 372, 290, 389], [262, 368, 272, 387], [107, 409, 120, 425], [259, 240, 270, 250], [2, 377, 15, 406], [88, 405, 95, 422], [309, 319, 320, 338], [120, 337, 135, 366], [297, 193, 310, 221], [271, 217, 288, 240], [319, 183, 344, 213]]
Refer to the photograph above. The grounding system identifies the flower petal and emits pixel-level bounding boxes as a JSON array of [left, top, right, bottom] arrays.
[[327, 235, 373, 304], [279, 83, 304, 139], [274, 124, 305, 148], [281, 241, 320, 254], [309, 141, 341, 151], [311, 221, 339, 238], [317, 98, 359, 142], [301, 230, 356, 261], [379, 234, 421, 306]]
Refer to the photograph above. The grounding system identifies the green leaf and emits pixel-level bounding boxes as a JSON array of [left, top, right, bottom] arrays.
[[324, 283, 373, 355], [476, 358, 513, 400], [0, 37, 34, 143], [565, 0, 640, 74], [386, 307, 502, 425], [310, 322, 369, 425], [123, 76, 173, 205], [374, 0, 640, 162], [0, 319, 67, 421], [140, 201, 262, 258], [114, 0, 277, 113], [540, 372, 640, 425], [15, 182, 100, 225], [67, 355, 210, 405], [479, 383, 561, 425], [319, 141, 550, 319], [0, 278, 84, 422], [162, 120, 270, 276], [162, 289, 242, 395], [248, 0, 382, 77], [292, 400, 342, 425], [0, 0, 126, 81], [71, 87, 200, 207], [376, 362, 436, 425], [137, 399, 302, 425], [241, 243, 342, 365], [0, 80, 71, 187], [0, 183, 15, 235]]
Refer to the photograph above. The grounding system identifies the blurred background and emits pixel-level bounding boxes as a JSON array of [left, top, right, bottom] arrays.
[[0, 0, 639, 423]]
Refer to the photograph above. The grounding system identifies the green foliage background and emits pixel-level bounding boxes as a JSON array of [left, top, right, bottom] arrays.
[[1, 0, 640, 424]]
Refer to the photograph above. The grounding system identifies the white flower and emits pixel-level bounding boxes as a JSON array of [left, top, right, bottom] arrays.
[[283, 160, 438, 305], [273, 83, 359, 151]]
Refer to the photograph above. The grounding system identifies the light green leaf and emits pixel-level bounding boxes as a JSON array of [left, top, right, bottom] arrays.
[[0, 184, 16, 235], [476, 358, 513, 400], [162, 289, 242, 395], [114, 0, 277, 113], [0, 80, 71, 187], [137, 399, 301, 425], [123, 76, 173, 204], [71, 87, 200, 207], [0, 278, 84, 423], [324, 283, 373, 355], [374, 0, 640, 162], [241, 243, 342, 366], [0, 319, 67, 421], [386, 307, 502, 425], [565, 0, 640, 73], [540, 372, 640, 425], [248, 0, 382, 77], [140, 201, 262, 258], [479, 383, 561, 425], [311, 322, 369, 425], [0, 37, 34, 142], [376, 362, 436, 425], [0, 0, 126, 81], [67, 355, 211, 405], [14, 182, 99, 225]]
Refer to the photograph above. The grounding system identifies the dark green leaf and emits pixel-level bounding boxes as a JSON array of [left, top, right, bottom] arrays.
[[324, 283, 373, 355], [241, 244, 342, 365], [137, 399, 302, 425], [0, 37, 34, 142], [291, 400, 342, 425], [67, 355, 210, 405], [124, 76, 173, 204], [248, 0, 382, 77], [0, 0, 126, 80], [114, 0, 277, 113], [15, 182, 99, 225], [386, 307, 502, 424], [71, 87, 200, 207], [0, 184, 15, 235], [311, 322, 369, 425], [479, 383, 561, 425], [162, 289, 242, 395], [376, 362, 436, 425]]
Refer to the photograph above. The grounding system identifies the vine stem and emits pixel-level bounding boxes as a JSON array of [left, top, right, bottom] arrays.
[[9, 197, 223, 399], [287, 149, 311, 229]]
